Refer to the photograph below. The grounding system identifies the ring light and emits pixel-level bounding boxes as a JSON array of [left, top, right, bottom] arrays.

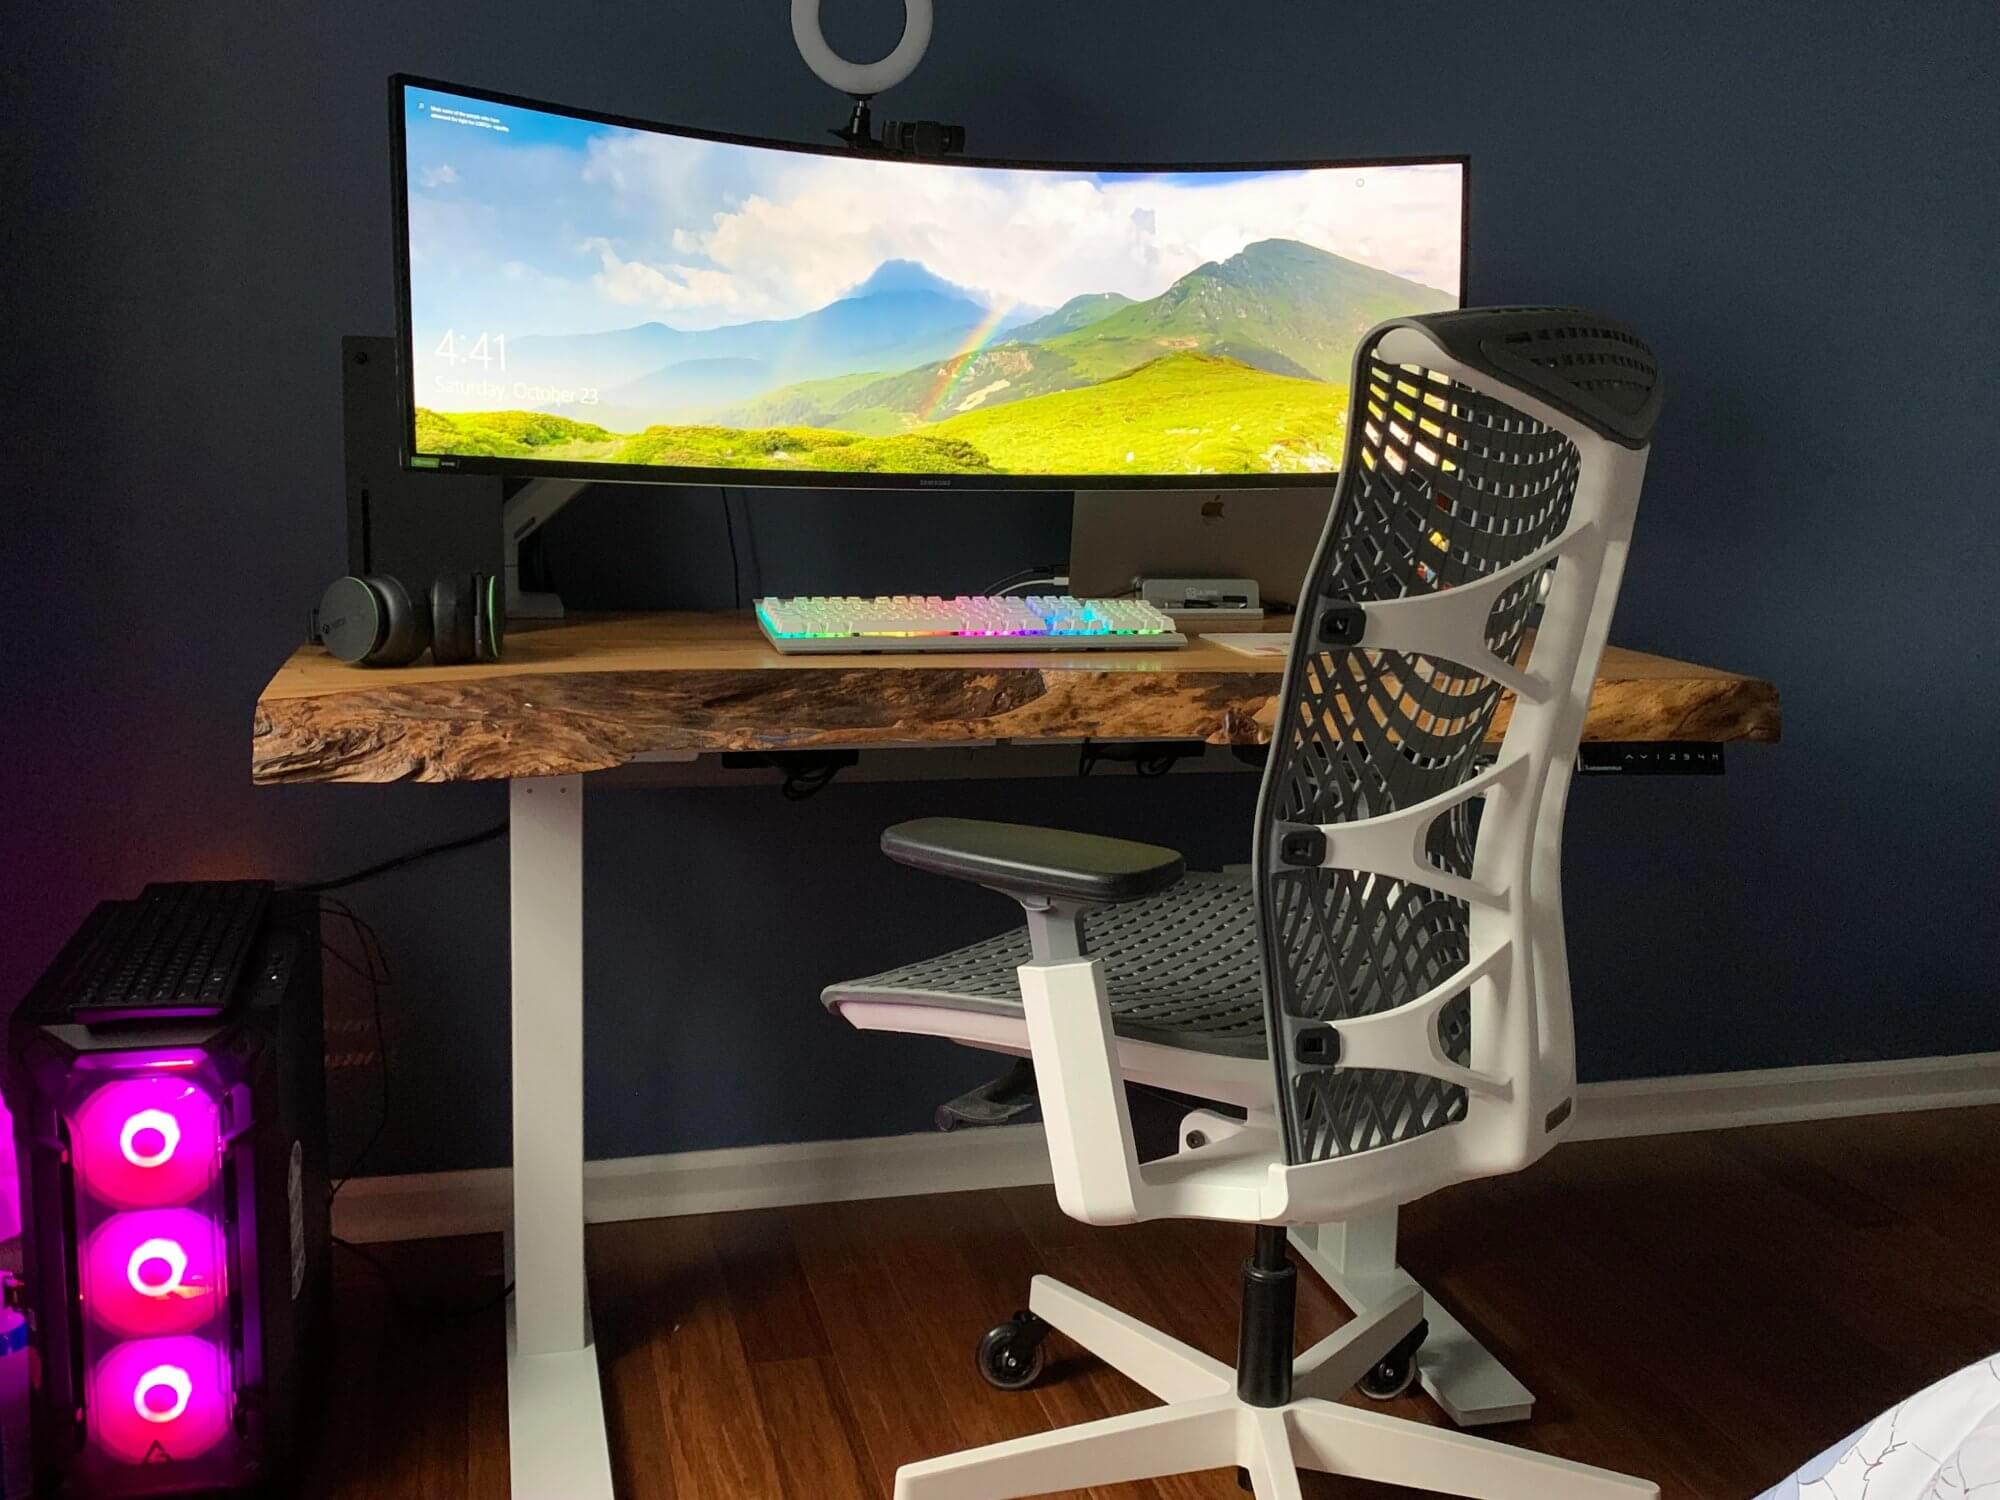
[[791, 0, 932, 96]]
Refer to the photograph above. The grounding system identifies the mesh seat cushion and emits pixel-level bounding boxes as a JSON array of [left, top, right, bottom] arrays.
[[823, 872, 1267, 1059]]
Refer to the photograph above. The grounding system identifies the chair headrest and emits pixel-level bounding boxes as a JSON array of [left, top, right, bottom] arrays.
[[1380, 307, 1663, 449]]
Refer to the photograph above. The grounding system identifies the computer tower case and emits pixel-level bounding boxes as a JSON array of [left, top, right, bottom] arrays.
[[7, 898, 330, 1495]]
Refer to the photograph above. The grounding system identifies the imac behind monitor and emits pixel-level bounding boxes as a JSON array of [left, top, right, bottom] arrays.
[[394, 78, 1466, 492], [1069, 487, 1333, 609]]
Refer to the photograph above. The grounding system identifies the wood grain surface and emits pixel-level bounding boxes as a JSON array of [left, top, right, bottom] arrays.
[[253, 612, 1781, 784]]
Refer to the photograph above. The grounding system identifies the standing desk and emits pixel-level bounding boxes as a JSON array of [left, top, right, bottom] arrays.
[[252, 611, 1781, 1498]]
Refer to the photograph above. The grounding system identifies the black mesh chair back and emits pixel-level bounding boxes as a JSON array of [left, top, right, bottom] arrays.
[[1252, 308, 1662, 1169]]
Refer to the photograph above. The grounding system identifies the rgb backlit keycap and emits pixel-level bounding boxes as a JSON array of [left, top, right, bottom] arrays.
[[756, 595, 1185, 653]]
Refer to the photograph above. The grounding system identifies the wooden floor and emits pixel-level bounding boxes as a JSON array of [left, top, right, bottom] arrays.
[[300, 1106, 2000, 1498]]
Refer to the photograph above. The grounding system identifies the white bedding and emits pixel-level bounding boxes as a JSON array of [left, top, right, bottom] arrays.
[[1757, 1356, 2000, 1499]]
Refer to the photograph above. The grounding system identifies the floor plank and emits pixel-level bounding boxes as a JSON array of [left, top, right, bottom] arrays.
[[749, 1355, 876, 1500], [710, 1207, 835, 1365], [302, 1105, 2000, 1499], [784, 1198, 985, 1481], [650, 1217, 790, 1497]]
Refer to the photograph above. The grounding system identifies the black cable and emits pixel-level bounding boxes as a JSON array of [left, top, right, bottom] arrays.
[[282, 822, 506, 895], [719, 487, 742, 609], [522, 529, 554, 595], [318, 898, 390, 988], [736, 486, 764, 598], [312, 911, 513, 1323], [317, 942, 378, 988], [1078, 741, 1186, 778], [781, 764, 842, 800], [318, 898, 390, 1202]]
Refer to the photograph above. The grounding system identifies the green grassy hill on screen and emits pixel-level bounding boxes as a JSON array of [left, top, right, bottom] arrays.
[[414, 241, 1428, 475], [416, 407, 995, 473], [926, 353, 1348, 475], [417, 351, 1345, 475], [1003, 292, 1136, 344], [1042, 239, 1452, 383], [610, 425, 994, 474], [414, 408, 619, 459], [711, 241, 1443, 439], [720, 342, 1090, 434]]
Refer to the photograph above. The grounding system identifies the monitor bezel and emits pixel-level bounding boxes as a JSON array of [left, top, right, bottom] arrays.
[[390, 74, 1470, 492]]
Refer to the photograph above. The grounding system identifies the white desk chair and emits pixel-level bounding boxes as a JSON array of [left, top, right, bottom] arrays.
[[826, 306, 1665, 1499]]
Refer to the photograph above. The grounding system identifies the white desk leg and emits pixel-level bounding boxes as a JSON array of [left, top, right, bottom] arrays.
[[507, 776, 615, 1498], [1290, 1212, 1534, 1427]]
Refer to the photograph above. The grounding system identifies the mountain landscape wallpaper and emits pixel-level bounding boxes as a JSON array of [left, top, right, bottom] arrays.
[[402, 85, 1463, 479]]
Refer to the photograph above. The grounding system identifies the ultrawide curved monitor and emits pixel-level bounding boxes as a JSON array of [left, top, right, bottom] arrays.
[[393, 77, 1466, 490]]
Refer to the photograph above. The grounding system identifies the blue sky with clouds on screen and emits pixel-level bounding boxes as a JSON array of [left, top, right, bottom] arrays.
[[404, 85, 1463, 338]]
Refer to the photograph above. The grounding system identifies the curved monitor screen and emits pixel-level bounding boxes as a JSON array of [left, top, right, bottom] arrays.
[[394, 78, 1465, 489]]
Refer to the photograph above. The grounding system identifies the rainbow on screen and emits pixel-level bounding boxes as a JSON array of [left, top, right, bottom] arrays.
[[913, 301, 1020, 422]]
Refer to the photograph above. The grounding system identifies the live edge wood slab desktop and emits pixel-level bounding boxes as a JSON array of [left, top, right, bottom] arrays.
[[252, 611, 1781, 784], [249, 611, 1779, 1499]]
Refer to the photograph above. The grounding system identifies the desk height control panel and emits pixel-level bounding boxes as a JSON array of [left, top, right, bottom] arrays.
[[1577, 741, 1726, 775]]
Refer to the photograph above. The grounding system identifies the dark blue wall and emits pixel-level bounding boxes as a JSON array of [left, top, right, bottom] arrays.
[[7, 3, 1997, 1176]]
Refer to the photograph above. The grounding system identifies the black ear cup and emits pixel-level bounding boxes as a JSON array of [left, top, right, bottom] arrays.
[[367, 575, 429, 666], [314, 575, 428, 665], [313, 577, 382, 663], [429, 573, 477, 665]]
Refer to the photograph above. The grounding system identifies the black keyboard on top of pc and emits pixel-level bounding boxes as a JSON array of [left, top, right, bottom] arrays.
[[59, 880, 273, 1023]]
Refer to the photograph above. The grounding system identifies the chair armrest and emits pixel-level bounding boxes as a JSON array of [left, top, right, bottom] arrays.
[[881, 817, 1184, 904]]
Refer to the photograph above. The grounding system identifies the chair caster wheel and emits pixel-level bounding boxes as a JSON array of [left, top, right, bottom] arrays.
[[976, 1312, 1050, 1391], [1357, 1318, 1428, 1401]]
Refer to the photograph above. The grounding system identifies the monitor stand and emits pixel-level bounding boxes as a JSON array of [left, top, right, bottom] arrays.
[[1068, 487, 1334, 613], [504, 479, 589, 620]]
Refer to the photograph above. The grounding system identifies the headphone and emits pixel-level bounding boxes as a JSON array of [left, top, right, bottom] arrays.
[[310, 573, 504, 667]]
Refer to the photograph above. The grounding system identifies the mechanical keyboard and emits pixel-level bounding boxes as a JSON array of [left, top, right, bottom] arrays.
[[52, 880, 273, 1023], [756, 595, 1187, 654]]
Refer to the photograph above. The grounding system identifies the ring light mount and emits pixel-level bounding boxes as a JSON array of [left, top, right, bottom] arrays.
[[789, 0, 964, 155]]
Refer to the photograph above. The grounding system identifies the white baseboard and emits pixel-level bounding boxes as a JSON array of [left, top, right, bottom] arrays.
[[1564, 1049, 2000, 1141], [333, 1050, 2000, 1245], [333, 1117, 1058, 1245]]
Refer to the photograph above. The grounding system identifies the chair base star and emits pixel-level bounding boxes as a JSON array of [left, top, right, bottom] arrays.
[[897, 1268, 1657, 1500]]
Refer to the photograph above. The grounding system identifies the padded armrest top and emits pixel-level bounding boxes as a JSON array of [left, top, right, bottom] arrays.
[[881, 817, 1185, 904]]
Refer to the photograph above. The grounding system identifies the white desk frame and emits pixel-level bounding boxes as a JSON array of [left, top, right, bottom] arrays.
[[506, 776, 614, 1498], [496, 769, 1533, 1496]]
